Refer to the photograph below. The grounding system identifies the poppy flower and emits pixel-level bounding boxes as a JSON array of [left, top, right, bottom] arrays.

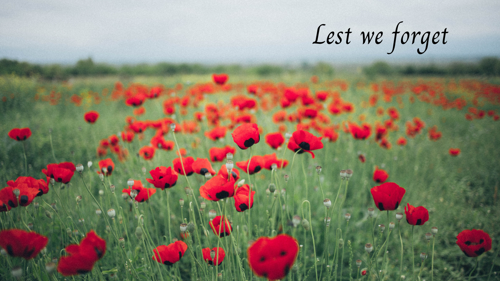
[[152, 241, 188, 265], [218, 165, 240, 181], [7, 176, 49, 197], [200, 175, 236, 201], [122, 180, 157, 203], [234, 184, 255, 212], [209, 146, 236, 162], [109, 135, 119, 146], [209, 215, 232, 237], [288, 130, 323, 158], [147, 166, 178, 190], [404, 203, 429, 226], [232, 123, 260, 150], [248, 234, 299, 281], [263, 153, 288, 170], [396, 137, 407, 146], [42, 162, 75, 184], [456, 229, 492, 258], [8, 128, 32, 141], [205, 126, 227, 141], [370, 182, 406, 211], [265, 132, 285, 149], [212, 74, 228, 85], [139, 146, 156, 160], [449, 148, 460, 156], [172, 156, 195, 176], [151, 135, 175, 150], [121, 131, 135, 142], [373, 166, 389, 183], [125, 95, 146, 107], [192, 158, 216, 176], [348, 123, 371, 140], [202, 247, 225, 266], [57, 230, 106, 276], [236, 156, 265, 175], [0, 229, 48, 260], [0, 185, 39, 208], [98, 158, 115, 176], [84, 111, 99, 124]]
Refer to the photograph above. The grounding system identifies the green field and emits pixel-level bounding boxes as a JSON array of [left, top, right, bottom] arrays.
[[0, 74, 499, 280]]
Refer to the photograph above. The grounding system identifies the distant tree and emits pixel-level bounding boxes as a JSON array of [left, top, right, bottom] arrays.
[[478, 57, 500, 76]]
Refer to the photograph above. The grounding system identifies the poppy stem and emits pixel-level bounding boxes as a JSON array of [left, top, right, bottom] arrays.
[[412, 225, 415, 280], [301, 200, 318, 281], [399, 221, 404, 280], [21, 141, 28, 176], [49, 129, 58, 163], [247, 146, 253, 239], [468, 258, 478, 279], [431, 234, 436, 281], [487, 243, 500, 280]]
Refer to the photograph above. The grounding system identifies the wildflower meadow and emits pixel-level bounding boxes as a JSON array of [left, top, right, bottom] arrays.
[[0, 73, 499, 281]]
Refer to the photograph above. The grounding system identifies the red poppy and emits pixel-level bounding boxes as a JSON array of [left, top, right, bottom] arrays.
[[358, 154, 366, 163], [84, 111, 99, 124], [232, 123, 260, 150], [456, 229, 492, 258], [57, 230, 106, 276], [98, 158, 115, 176], [122, 180, 157, 203], [125, 94, 146, 107], [348, 123, 371, 140], [396, 137, 407, 146], [8, 128, 32, 141], [202, 247, 225, 266], [205, 126, 227, 141], [209, 146, 236, 162], [322, 127, 339, 142], [152, 241, 188, 265], [248, 234, 299, 281], [121, 131, 135, 142], [151, 135, 175, 150], [373, 166, 389, 183], [147, 166, 178, 190], [139, 146, 156, 160], [217, 165, 240, 181], [0, 229, 48, 260], [0, 184, 39, 209], [234, 184, 255, 212], [449, 148, 460, 156], [236, 156, 265, 175], [109, 135, 119, 146], [404, 203, 429, 226], [7, 176, 49, 197], [212, 74, 228, 85], [192, 158, 216, 176], [370, 182, 406, 211], [263, 153, 288, 170], [265, 132, 285, 149], [200, 175, 236, 201], [173, 156, 195, 176], [42, 162, 75, 184], [209, 215, 232, 237], [288, 130, 323, 158]]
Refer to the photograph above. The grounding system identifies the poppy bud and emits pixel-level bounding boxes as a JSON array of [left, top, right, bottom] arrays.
[[425, 232, 432, 241], [345, 169, 353, 179], [301, 219, 310, 230], [99, 190, 104, 196], [121, 193, 129, 199], [271, 163, 278, 171], [339, 238, 344, 249], [179, 198, 185, 207], [396, 212, 403, 220], [88, 161, 92, 168], [200, 201, 207, 209], [292, 215, 301, 227], [13, 188, 20, 198], [180, 223, 188, 232], [170, 123, 176, 132], [420, 252, 427, 260], [269, 183, 276, 193], [237, 179, 245, 187], [284, 174, 289, 182], [345, 213, 351, 221], [127, 179, 134, 187], [187, 222, 195, 233], [135, 226, 143, 239], [368, 207, 375, 218], [431, 226, 438, 235], [99, 173, 104, 181], [107, 209, 116, 218], [379, 224, 386, 232], [356, 259, 362, 267], [361, 269, 367, 276], [401, 275, 406, 280], [45, 262, 56, 274], [316, 166, 322, 174], [323, 198, 332, 209], [226, 153, 233, 160], [209, 209, 217, 219], [217, 272, 222, 280], [266, 188, 271, 195], [324, 217, 331, 226], [11, 266, 22, 278], [340, 170, 347, 178], [45, 210, 52, 219], [66, 228, 72, 235], [185, 187, 192, 196], [76, 195, 82, 203], [389, 222, 395, 230], [110, 184, 115, 193], [365, 243, 373, 253], [96, 209, 102, 215], [76, 164, 84, 173]]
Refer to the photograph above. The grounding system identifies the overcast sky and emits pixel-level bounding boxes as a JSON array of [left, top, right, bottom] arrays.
[[1, 0, 499, 64]]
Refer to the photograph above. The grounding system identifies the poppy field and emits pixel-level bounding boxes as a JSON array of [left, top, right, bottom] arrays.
[[1, 73, 500, 281]]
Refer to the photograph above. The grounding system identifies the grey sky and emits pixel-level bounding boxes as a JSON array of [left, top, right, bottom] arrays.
[[1, 0, 499, 64]]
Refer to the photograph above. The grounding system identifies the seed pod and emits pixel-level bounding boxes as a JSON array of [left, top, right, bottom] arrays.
[[324, 217, 331, 227], [96, 209, 102, 215], [99, 173, 104, 181], [13, 188, 20, 198], [265, 188, 271, 195], [210, 250, 216, 259], [365, 243, 373, 253], [396, 212, 403, 220], [237, 179, 245, 187], [45, 262, 56, 273], [170, 123, 176, 132], [34, 202, 39, 210], [379, 224, 385, 232], [76, 195, 82, 203], [345, 169, 353, 179], [284, 174, 289, 182], [107, 209, 116, 218], [345, 213, 351, 221], [425, 232, 432, 241], [99, 190, 104, 196], [119, 237, 125, 247], [323, 198, 332, 209], [121, 193, 129, 200], [110, 184, 116, 193], [11, 266, 22, 278], [340, 170, 347, 178], [226, 153, 233, 160], [271, 163, 277, 171], [180, 223, 188, 232], [356, 259, 362, 267], [389, 222, 395, 230], [368, 208, 375, 218], [209, 209, 217, 219], [28, 223, 33, 230], [179, 198, 185, 207], [292, 215, 301, 227], [76, 164, 84, 173], [316, 166, 322, 174], [431, 226, 438, 235], [225, 160, 234, 171], [127, 179, 134, 187], [420, 253, 427, 260]]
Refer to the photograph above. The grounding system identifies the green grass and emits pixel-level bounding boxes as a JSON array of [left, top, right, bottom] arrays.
[[0, 74, 499, 280]]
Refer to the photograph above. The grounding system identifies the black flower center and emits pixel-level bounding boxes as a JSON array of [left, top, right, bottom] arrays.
[[216, 191, 230, 199], [244, 138, 255, 148], [299, 142, 310, 150]]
